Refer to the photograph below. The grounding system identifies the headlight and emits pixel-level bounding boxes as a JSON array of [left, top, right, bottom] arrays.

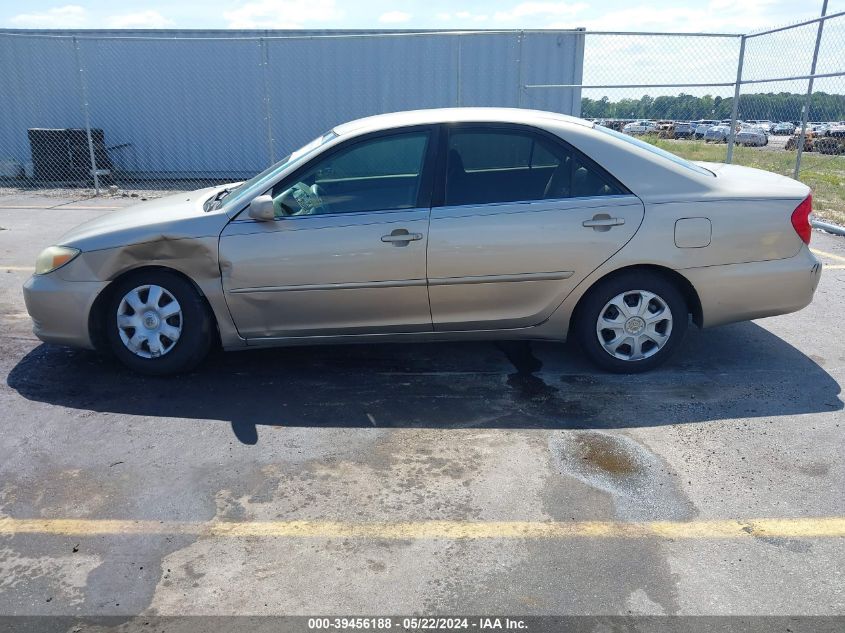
[[35, 246, 80, 275]]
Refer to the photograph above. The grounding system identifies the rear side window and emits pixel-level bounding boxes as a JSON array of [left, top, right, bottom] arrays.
[[445, 128, 626, 206]]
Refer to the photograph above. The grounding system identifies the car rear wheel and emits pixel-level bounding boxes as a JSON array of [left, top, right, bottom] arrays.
[[104, 270, 214, 375], [575, 271, 688, 373]]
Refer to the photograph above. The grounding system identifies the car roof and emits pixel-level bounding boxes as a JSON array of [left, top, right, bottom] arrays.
[[333, 107, 594, 136]]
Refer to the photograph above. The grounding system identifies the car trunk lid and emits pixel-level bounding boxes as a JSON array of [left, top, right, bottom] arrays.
[[694, 162, 811, 200]]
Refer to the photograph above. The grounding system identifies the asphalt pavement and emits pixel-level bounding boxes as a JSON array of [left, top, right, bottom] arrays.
[[0, 195, 843, 627]]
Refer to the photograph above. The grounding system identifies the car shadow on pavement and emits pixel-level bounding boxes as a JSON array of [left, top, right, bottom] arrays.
[[6, 321, 843, 444]]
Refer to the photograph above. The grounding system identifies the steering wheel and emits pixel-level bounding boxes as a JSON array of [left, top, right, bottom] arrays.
[[273, 182, 327, 217], [290, 182, 327, 215]]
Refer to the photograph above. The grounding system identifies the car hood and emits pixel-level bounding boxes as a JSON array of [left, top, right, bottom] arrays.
[[56, 186, 233, 251]]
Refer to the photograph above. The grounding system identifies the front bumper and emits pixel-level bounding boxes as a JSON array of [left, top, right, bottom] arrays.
[[684, 245, 822, 328], [23, 274, 107, 349]]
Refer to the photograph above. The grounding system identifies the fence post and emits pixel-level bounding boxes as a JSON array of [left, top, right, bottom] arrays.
[[72, 36, 100, 195], [516, 30, 525, 107], [726, 35, 746, 164], [794, 0, 828, 180], [259, 38, 276, 165], [571, 28, 586, 117], [455, 35, 462, 106]]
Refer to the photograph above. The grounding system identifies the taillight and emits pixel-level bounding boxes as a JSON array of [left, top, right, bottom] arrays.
[[791, 194, 812, 244]]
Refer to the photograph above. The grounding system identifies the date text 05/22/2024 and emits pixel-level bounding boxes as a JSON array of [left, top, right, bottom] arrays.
[[307, 617, 528, 630]]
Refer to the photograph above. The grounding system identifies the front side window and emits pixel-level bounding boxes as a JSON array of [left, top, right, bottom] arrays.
[[270, 131, 430, 217], [445, 128, 625, 207], [220, 131, 336, 211]]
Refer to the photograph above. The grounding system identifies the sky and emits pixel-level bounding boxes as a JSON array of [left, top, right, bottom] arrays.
[[0, 0, 837, 32], [3, 0, 841, 103]]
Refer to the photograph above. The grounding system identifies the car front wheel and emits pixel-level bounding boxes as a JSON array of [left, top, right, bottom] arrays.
[[104, 270, 214, 375], [574, 271, 688, 373]]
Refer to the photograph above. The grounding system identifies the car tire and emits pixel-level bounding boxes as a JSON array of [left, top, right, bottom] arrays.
[[574, 271, 688, 374], [104, 270, 214, 375]]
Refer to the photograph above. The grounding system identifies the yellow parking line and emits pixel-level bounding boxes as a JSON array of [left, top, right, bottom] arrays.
[[812, 248, 845, 263], [0, 517, 843, 539]]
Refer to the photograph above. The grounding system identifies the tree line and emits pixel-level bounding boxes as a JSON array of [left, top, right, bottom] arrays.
[[581, 92, 845, 122]]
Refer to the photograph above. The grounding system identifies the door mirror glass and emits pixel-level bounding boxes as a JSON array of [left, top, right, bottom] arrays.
[[248, 195, 275, 221]]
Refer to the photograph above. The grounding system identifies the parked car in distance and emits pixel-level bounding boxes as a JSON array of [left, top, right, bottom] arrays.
[[736, 126, 769, 147], [694, 120, 720, 139], [622, 120, 658, 135], [655, 120, 675, 135], [773, 122, 796, 135], [746, 120, 774, 133], [704, 123, 735, 143], [827, 122, 845, 137], [674, 122, 695, 139], [23, 108, 821, 376]]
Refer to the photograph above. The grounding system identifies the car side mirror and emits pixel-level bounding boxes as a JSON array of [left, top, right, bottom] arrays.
[[248, 195, 275, 221]]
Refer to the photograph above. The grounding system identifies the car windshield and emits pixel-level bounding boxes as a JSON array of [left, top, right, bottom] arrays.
[[215, 131, 337, 210], [595, 125, 714, 177]]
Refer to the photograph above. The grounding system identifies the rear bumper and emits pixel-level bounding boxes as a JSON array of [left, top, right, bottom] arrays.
[[22, 274, 106, 349], [684, 246, 821, 328]]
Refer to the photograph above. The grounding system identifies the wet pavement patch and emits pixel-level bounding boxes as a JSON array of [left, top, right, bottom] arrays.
[[548, 431, 697, 522], [577, 433, 641, 476]]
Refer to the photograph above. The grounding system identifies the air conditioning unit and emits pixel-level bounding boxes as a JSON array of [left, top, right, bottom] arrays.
[[27, 128, 113, 182]]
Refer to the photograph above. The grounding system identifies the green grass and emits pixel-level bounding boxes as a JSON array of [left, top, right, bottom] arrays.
[[647, 138, 845, 227]]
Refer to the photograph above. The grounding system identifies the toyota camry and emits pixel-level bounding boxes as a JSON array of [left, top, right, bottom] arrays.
[[23, 108, 821, 375]]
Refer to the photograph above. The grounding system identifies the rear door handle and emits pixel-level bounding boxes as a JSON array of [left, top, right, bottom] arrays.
[[583, 214, 625, 231], [381, 230, 423, 245]]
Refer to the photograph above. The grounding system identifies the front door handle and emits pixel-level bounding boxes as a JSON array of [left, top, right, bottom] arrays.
[[583, 214, 625, 231], [381, 229, 423, 245]]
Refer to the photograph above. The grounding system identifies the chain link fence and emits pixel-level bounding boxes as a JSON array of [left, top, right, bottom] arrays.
[[0, 29, 584, 198], [526, 10, 845, 225], [737, 9, 845, 225], [0, 15, 843, 224]]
